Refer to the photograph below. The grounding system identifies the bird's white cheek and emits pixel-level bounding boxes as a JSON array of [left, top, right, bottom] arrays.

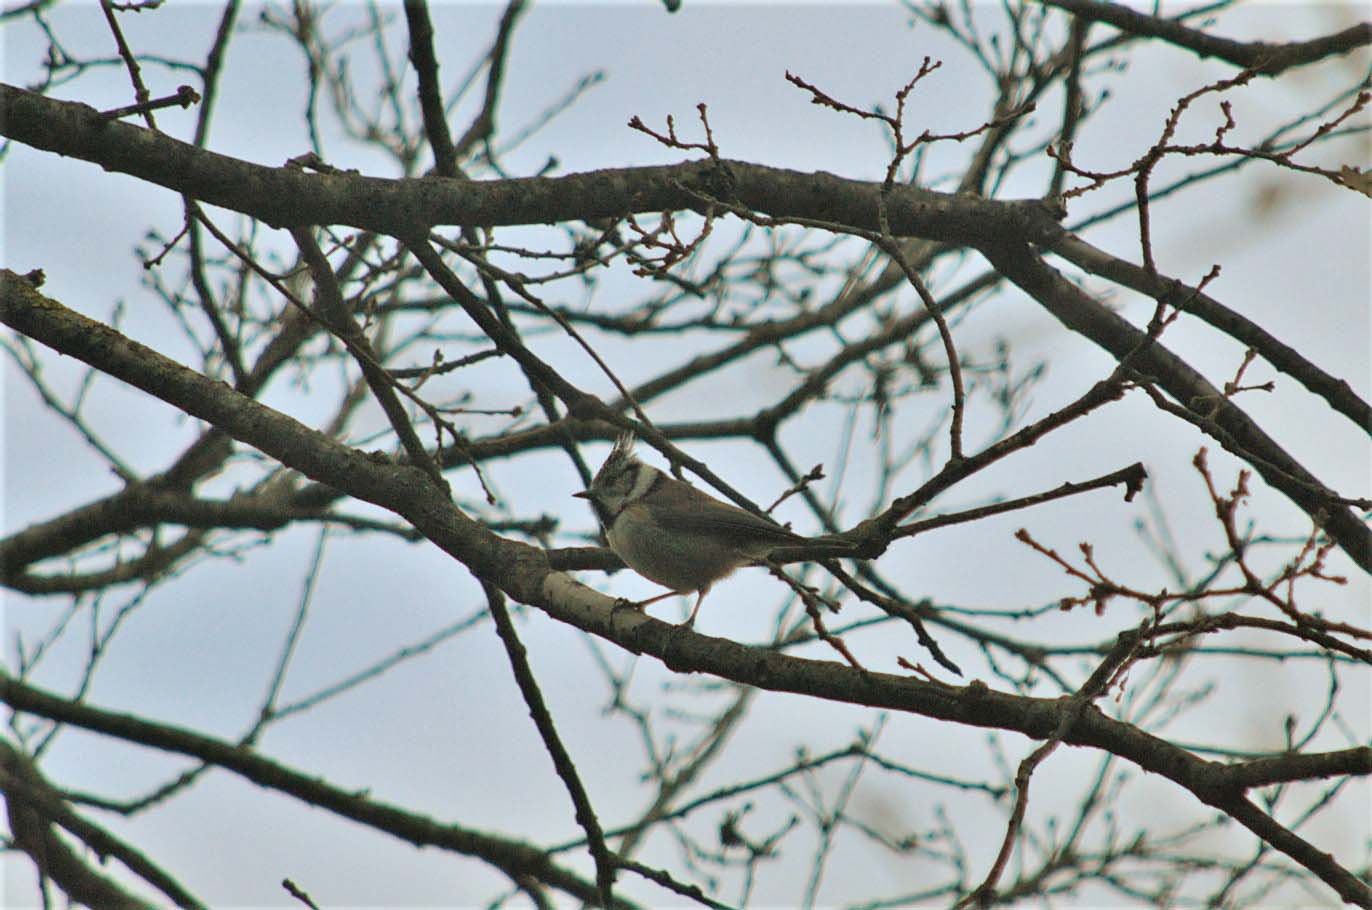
[[625, 464, 659, 503]]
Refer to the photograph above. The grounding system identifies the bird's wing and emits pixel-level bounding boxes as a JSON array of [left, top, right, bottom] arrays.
[[650, 499, 805, 545]]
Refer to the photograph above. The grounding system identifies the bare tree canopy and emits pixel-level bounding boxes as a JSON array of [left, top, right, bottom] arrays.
[[1, 2, 1368, 908]]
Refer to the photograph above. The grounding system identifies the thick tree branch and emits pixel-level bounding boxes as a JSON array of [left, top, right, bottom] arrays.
[[1039, 0, 1372, 76], [0, 84, 1065, 246], [977, 242, 1372, 574], [1049, 233, 1372, 432]]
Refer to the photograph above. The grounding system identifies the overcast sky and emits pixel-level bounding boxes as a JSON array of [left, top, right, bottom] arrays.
[[4, 3, 1368, 907]]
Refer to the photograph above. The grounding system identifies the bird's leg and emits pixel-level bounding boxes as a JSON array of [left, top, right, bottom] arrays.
[[680, 588, 710, 629], [635, 590, 680, 609], [613, 589, 679, 617]]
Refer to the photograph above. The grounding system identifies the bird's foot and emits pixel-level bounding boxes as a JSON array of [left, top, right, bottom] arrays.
[[611, 597, 647, 615]]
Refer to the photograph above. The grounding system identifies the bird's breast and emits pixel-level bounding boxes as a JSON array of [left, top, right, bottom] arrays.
[[607, 503, 751, 593]]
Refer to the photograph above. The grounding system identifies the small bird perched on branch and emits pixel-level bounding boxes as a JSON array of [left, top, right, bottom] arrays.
[[574, 433, 852, 627]]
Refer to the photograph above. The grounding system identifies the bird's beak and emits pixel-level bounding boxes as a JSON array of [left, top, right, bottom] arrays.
[[572, 490, 590, 499]]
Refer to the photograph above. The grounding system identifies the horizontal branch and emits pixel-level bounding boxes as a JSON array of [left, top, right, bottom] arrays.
[[895, 464, 1147, 540], [0, 84, 1064, 245], [1224, 748, 1372, 791], [0, 487, 316, 574]]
